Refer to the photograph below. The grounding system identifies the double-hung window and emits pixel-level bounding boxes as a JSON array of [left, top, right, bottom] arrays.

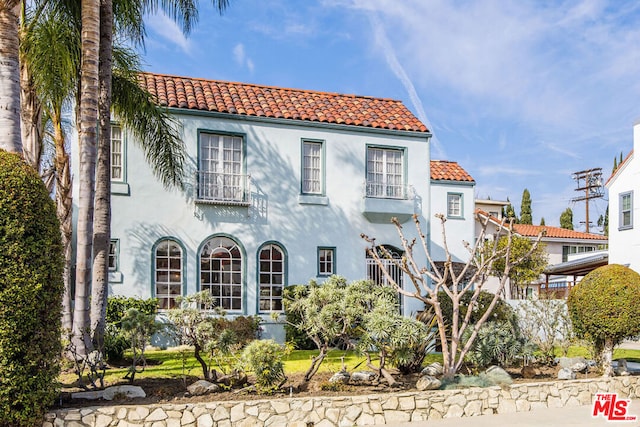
[[302, 141, 323, 194], [198, 133, 247, 203], [366, 147, 404, 198], [447, 193, 463, 218], [111, 124, 123, 181], [108, 240, 118, 271], [318, 247, 335, 276], [620, 191, 633, 230]]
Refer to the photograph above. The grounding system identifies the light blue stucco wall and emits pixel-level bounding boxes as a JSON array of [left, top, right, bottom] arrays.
[[429, 181, 476, 264], [98, 110, 431, 340]]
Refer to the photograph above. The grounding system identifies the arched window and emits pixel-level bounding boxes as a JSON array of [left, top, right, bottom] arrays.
[[154, 239, 183, 309], [258, 243, 286, 312], [200, 236, 243, 310]]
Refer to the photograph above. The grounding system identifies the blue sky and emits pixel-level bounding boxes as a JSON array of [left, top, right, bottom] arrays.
[[139, 0, 640, 231]]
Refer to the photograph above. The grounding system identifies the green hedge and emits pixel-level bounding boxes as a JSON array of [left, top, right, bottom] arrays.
[[0, 151, 64, 426]]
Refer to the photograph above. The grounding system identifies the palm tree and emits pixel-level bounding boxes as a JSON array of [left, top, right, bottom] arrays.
[[0, 1, 23, 154]]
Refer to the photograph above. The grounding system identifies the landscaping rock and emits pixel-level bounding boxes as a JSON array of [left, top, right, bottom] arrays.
[[558, 357, 586, 369], [350, 371, 376, 384], [570, 362, 588, 373], [416, 375, 441, 391], [71, 385, 146, 401], [484, 366, 512, 385], [421, 362, 443, 377], [616, 359, 630, 376], [328, 370, 350, 384], [187, 380, 220, 396], [558, 367, 576, 380]]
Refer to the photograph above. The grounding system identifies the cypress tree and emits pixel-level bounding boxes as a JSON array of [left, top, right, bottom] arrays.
[[520, 189, 533, 225], [560, 207, 574, 230]]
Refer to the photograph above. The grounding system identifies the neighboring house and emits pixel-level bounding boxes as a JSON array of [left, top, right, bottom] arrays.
[[91, 72, 432, 341], [605, 121, 639, 273], [475, 210, 608, 299], [429, 161, 476, 271]]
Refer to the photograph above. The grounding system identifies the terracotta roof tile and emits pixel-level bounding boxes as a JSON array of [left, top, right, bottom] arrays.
[[138, 72, 429, 133], [430, 160, 475, 182]]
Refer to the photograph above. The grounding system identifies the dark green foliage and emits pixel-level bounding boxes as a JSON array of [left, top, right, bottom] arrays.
[[211, 315, 262, 346], [104, 296, 158, 362], [283, 285, 315, 349], [540, 217, 546, 226], [520, 188, 532, 225], [464, 321, 531, 369], [560, 207, 574, 230], [568, 264, 640, 349], [503, 198, 518, 223], [0, 151, 64, 426], [438, 290, 517, 329]]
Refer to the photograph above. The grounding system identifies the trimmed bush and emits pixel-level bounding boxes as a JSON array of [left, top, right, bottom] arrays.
[[568, 264, 640, 376], [438, 290, 516, 328], [104, 296, 158, 362], [0, 150, 64, 426]]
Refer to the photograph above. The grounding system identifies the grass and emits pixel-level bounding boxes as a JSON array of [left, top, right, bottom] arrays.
[[59, 345, 640, 390]]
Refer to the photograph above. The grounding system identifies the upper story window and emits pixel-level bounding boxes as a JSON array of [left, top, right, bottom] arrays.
[[154, 239, 183, 310], [108, 240, 118, 271], [200, 236, 243, 311], [447, 193, 463, 218], [620, 191, 633, 230], [258, 243, 286, 312], [562, 245, 596, 262], [111, 124, 123, 181], [366, 147, 405, 199], [197, 133, 249, 205], [318, 247, 335, 276], [302, 140, 323, 195]]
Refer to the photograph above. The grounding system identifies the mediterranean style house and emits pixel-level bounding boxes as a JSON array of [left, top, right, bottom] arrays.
[[475, 210, 608, 299], [96, 72, 432, 340], [605, 121, 638, 273]]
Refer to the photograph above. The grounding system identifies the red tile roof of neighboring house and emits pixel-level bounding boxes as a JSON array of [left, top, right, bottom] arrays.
[[512, 223, 606, 240], [605, 149, 634, 186], [138, 72, 429, 133], [475, 209, 607, 241], [430, 160, 475, 182]]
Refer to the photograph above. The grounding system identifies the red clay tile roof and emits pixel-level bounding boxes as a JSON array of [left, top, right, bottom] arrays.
[[605, 149, 634, 186], [475, 209, 607, 241], [138, 72, 429, 133], [430, 160, 475, 182]]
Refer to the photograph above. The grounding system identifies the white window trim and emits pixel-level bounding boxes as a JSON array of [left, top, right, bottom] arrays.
[[620, 191, 633, 230], [301, 140, 324, 195], [447, 192, 463, 218], [366, 146, 406, 199]]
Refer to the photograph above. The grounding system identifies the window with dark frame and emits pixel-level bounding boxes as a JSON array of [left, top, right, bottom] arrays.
[[318, 247, 335, 276], [258, 244, 285, 312]]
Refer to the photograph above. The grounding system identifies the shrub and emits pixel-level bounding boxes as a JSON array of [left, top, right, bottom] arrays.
[[438, 290, 517, 329], [568, 264, 640, 376], [282, 285, 315, 350], [240, 339, 287, 393], [0, 151, 64, 426], [463, 321, 532, 369], [103, 296, 158, 362]]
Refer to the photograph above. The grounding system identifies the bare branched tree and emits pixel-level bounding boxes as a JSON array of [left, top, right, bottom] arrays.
[[362, 212, 544, 379]]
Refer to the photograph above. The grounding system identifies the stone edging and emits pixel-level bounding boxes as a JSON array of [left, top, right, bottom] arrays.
[[44, 376, 640, 426]]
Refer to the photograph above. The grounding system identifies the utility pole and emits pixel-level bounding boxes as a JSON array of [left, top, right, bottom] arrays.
[[571, 168, 604, 233]]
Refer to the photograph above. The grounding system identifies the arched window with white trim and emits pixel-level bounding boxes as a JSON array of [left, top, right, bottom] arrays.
[[154, 239, 184, 309], [258, 243, 286, 312], [200, 236, 243, 310]]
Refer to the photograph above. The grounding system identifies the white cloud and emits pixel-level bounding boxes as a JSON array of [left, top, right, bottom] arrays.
[[146, 11, 192, 54], [233, 43, 255, 73]]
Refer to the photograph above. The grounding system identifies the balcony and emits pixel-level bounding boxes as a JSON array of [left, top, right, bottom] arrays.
[[196, 171, 251, 206], [362, 181, 415, 223]]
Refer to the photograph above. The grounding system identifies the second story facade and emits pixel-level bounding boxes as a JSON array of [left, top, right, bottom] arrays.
[[98, 73, 432, 340]]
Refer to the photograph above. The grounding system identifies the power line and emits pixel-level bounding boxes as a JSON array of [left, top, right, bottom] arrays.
[[571, 168, 604, 233]]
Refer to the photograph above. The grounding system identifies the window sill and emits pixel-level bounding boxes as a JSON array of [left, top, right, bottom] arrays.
[[111, 181, 130, 196], [447, 215, 465, 220], [298, 194, 329, 205], [108, 271, 123, 283], [619, 225, 634, 231]]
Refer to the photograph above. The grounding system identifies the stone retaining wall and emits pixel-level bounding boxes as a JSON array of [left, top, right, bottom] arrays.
[[45, 376, 640, 426]]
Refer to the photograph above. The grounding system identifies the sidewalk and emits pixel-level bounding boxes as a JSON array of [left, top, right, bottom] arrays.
[[384, 400, 640, 426]]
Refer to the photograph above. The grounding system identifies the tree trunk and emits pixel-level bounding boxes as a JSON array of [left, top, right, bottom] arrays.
[[0, 2, 22, 154], [73, 0, 100, 355], [52, 113, 74, 333], [600, 337, 615, 378], [19, 40, 42, 169], [90, 0, 113, 351]]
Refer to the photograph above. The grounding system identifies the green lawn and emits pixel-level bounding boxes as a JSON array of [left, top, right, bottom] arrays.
[[59, 346, 640, 389]]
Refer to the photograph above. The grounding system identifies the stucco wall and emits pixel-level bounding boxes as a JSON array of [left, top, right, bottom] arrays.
[[45, 376, 640, 426]]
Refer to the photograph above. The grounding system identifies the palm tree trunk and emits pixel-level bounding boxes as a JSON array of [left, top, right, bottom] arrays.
[[19, 55, 43, 169], [52, 112, 74, 333], [73, 0, 101, 355], [0, 2, 23, 154], [90, 0, 113, 350]]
